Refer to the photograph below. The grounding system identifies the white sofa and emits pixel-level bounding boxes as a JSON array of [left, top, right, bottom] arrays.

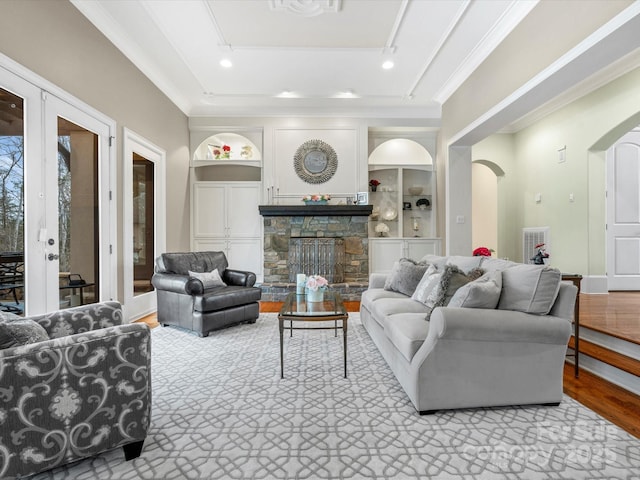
[[359, 255, 577, 414]]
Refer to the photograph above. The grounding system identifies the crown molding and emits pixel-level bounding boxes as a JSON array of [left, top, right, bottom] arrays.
[[433, 0, 539, 104]]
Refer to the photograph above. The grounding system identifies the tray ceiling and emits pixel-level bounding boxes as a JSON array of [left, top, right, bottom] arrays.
[[70, 0, 538, 118]]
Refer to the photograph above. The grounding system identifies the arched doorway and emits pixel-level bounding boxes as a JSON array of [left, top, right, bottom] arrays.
[[471, 159, 504, 258]]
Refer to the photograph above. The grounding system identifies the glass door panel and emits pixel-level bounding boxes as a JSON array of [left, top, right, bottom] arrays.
[[0, 87, 25, 315], [56, 117, 99, 308], [133, 154, 154, 296]]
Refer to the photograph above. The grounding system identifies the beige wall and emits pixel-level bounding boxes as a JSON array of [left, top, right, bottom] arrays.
[[0, 0, 190, 300]]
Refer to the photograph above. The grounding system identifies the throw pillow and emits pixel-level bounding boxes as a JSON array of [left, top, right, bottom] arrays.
[[498, 264, 562, 315], [448, 270, 502, 309], [384, 258, 430, 297], [411, 264, 441, 304], [188, 268, 227, 288], [417, 265, 485, 319], [0, 317, 49, 349]]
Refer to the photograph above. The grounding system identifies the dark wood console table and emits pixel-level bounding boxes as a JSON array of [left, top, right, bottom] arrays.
[[562, 273, 582, 377]]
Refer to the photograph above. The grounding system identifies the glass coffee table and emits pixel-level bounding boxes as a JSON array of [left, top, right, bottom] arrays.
[[278, 291, 348, 378]]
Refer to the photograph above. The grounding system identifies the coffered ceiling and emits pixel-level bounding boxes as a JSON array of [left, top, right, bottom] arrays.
[[71, 0, 542, 118]]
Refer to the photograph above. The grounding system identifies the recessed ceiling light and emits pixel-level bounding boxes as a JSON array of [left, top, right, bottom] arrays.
[[333, 89, 359, 99], [277, 90, 299, 98], [382, 60, 394, 70], [220, 59, 233, 68]]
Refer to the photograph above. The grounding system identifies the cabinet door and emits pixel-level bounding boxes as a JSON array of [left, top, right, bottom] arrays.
[[405, 239, 441, 261], [369, 238, 404, 273], [192, 238, 227, 253], [227, 238, 263, 276], [193, 183, 226, 237], [227, 184, 262, 237]]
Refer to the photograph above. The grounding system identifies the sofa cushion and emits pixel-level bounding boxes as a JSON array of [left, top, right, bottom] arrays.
[[193, 286, 262, 312], [384, 258, 429, 296], [448, 270, 502, 309], [189, 268, 227, 288], [158, 251, 228, 276], [446, 255, 483, 273], [498, 264, 562, 315], [361, 288, 408, 312], [370, 297, 430, 327], [479, 257, 517, 272], [420, 254, 448, 269], [383, 313, 430, 362], [0, 317, 49, 349]]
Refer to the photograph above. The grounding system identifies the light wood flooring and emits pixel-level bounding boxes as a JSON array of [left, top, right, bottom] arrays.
[[137, 293, 640, 439]]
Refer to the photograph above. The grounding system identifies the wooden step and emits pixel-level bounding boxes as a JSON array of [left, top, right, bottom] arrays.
[[569, 336, 640, 377]]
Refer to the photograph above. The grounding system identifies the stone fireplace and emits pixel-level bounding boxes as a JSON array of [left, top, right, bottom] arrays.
[[258, 204, 372, 301]]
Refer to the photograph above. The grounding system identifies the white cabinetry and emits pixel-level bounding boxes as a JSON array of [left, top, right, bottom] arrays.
[[367, 135, 440, 273], [191, 182, 262, 278], [370, 238, 442, 273]]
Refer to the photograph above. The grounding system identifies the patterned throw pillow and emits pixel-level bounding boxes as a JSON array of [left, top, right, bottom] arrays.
[[414, 265, 485, 320], [0, 317, 50, 349], [411, 264, 441, 304], [189, 268, 227, 288], [384, 258, 430, 296]]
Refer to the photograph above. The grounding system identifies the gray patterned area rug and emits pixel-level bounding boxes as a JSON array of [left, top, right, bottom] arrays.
[[35, 314, 639, 479]]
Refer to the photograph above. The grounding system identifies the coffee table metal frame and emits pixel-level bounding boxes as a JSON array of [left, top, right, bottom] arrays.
[[278, 291, 348, 378]]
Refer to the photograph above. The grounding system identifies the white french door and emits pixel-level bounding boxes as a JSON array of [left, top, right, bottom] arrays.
[[607, 128, 640, 290], [1, 57, 115, 315], [123, 128, 165, 320]]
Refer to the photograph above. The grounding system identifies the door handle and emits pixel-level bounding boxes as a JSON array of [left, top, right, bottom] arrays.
[[48, 253, 59, 261]]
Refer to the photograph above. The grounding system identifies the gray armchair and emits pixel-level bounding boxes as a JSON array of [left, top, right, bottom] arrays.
[[151, 251, 261, 337], [0, 301, 150, 478]]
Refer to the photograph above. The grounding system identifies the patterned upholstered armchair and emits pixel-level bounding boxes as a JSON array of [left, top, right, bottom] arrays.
[[0, 301, 150, 478]]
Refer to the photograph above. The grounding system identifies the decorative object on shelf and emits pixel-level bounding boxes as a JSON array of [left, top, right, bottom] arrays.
[[208, 144, 231, 159], [381, 207, 397, 221], [305, 274, 328, 302], [411, 216, 421, 236], [240, 145, 253, 159], [370, 206, 379, 220], [356, 192, 369, 205], [375, 222, 390, 237], [403, 201, 412, 210], [294, 139, 338, 184], [408, 186, 423, 195], [473, 246, 494, 257], [302, 194, 331, 205], [416, 198, 430, 210], [531, 243, 549, 265], [369, 179, 380, 192]]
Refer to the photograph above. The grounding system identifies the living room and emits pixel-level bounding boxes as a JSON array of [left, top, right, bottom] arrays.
[[1, 0, 640, 478]]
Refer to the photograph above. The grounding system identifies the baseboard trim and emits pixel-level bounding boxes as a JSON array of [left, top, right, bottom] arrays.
[[580, 275, 608, 294]]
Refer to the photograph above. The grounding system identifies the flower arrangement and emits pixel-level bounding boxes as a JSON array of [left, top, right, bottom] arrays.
[[212, 144, 231, 159], [305, 274, 329, 292], [531, 243, 549, 265], [473, 247, 494, 257], [375, 222, 390, 236], [302, 194, 331, 204], [369, 179, 381, 191]]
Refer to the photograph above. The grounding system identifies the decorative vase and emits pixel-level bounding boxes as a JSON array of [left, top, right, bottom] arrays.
[[305, 288, 324, 302], [370, 186, 377, 192], [304, 200, 327, 205]]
